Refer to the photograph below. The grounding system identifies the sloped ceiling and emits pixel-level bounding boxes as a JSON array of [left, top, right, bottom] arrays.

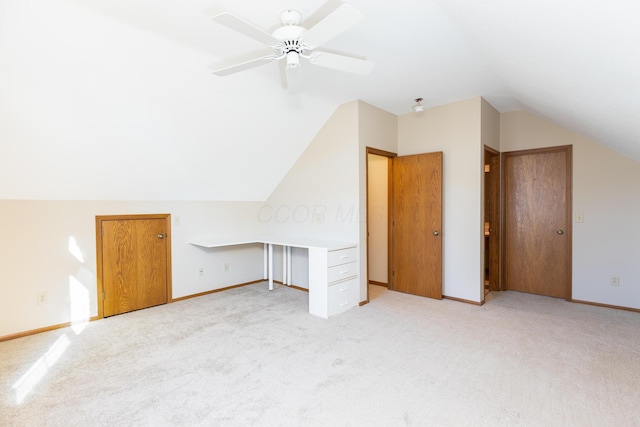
[[1, 0, 638, 201]]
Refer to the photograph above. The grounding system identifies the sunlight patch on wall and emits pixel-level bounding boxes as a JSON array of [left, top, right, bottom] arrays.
[[12, 334, 70, 404], [68, 236, 85, 263], [68, 235, 92, 333], [69, 275, 90, 335]]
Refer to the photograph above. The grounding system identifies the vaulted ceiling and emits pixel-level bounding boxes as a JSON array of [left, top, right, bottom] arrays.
[[1, 0, 638, 200]]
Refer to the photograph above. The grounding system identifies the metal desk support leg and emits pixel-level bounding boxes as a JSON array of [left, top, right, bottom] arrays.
[[263, 243, 268, 280], [268, 243, 273, 291], [287, 246, 292, 286], [282, 245, 287, 285]]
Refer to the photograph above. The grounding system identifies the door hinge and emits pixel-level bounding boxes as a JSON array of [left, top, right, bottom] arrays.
[[102, 291, 105, 300]]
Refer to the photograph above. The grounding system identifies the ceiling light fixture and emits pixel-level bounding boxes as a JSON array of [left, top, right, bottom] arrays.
[[413, 97, 425, 113], [286, 51, 300, 68]]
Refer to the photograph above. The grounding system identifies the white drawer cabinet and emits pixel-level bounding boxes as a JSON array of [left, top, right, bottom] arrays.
[[308, 245, 358, 319], [327, 262, 358, 283], [327, 278, 358, 317], [328, 247, 357, 267]]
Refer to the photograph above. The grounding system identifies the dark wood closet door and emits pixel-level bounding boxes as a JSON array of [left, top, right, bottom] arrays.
[[503, 146, 572, 299]]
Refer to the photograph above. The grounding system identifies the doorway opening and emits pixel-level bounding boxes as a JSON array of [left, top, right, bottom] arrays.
[[483, 146, 501, 299], [366, 147, 443, 302], [366, 147, 395, 302]]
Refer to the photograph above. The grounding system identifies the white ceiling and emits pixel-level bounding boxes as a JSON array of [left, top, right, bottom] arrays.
[[1, 0, 638, 200]]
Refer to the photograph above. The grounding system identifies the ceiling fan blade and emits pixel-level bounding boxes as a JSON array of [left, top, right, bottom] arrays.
[[285, 66, 304, 94], [211, 12, 279, 45], [212, 55, 278, 76], [309, 51, 374, 75], [302, 4, 362, 48]]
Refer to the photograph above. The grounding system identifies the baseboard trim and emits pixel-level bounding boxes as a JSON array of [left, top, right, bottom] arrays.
[[359, 300, 368, 306], [368, 280, 388, 288], [571, 299, 640, 313], [443, 295, 484, 306], [273, 282, 309, 293], [0, 316, 100, 342], [172, 280, 265, 302], [267, 280, 308, 292]]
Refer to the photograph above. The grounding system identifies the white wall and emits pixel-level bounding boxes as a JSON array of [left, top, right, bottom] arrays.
[[264, 101, 360, 241], [481, 99, 501, 152], [397, 97, 484, 302], [357, 101, 399, 302], [501, 110, 640, 309], [0, 200, 265, 337], [262, 101, 360, 290], [0, 0, 336, 202]]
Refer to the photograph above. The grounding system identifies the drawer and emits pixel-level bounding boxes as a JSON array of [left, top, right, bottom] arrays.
[[328, 278, 357, 317], [328, 247, 357, 267], [328, 261, 357, 283]]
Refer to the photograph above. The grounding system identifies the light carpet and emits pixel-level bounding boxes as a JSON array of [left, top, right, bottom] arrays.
[[1, 283, 639, 426]]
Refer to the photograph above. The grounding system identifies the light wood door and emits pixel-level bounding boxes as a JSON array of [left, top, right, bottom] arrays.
[[391, 152, 443, 299], [503, 146, 572, 299], [97, 215, 171, 317]]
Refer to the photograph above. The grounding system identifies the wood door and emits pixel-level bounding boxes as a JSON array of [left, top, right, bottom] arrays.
[[391, 152, 443, 299], [484, 147, 501, 291], [503, 146, 572, 299], [97, 214, 171, 317]]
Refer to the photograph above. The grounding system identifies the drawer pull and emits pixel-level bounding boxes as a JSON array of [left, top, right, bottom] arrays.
[[340, 302, 349, 306], [339, 255, 350, 259], [339, 270, 349, 274], [339, 287, 349, 292]]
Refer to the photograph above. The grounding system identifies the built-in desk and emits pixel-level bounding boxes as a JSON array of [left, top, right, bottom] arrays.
[[189, 235, 358, 318]]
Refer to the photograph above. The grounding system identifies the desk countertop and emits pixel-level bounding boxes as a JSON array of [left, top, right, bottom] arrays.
[[189, 234, 357, 251]]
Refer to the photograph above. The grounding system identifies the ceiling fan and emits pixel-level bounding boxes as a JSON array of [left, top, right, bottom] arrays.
[[209, 4, 374, 91]]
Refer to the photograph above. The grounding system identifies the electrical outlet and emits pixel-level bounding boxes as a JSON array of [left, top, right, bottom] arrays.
[[575, 213, 584, 223], [610, 276, 620, 286], [198, 267, 204, 277], [37, 292, 48, 305]]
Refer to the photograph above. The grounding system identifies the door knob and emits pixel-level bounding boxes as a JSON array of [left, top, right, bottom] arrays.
[[557, 230, 564, 235], [433, 231, 440, 236], [157, 234, 165, 239]]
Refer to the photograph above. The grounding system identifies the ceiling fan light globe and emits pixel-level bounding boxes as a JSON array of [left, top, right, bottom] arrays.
[[286, 51, 300, 68], [414, 105, 425, 113]]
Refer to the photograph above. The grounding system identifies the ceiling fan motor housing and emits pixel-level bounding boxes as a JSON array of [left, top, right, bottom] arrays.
[[272, 14, 307, 68]]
